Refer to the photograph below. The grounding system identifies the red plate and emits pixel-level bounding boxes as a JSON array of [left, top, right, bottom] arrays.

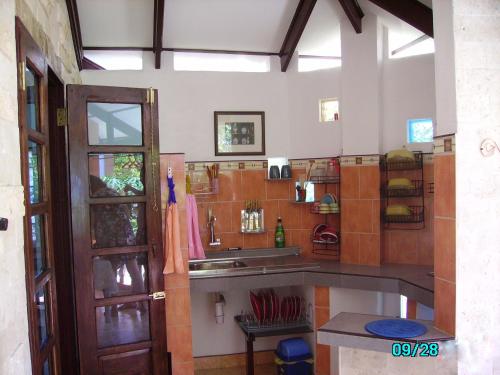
[[249, 291, 262, 323]]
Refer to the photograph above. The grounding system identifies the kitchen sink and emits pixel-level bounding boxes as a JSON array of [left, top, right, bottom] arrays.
[[189, 260, 248, 271]]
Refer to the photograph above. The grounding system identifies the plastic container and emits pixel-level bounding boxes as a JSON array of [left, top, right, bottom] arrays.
[[275, 338, 313, 375], [275, 357, 313, 375]]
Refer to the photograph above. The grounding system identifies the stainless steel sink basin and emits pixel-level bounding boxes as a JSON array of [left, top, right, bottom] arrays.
[[189, 260, 248, 271]]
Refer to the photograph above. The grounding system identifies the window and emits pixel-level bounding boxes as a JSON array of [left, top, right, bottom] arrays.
[[83, 51, 143, 70], [173, 52, 270, 72], [298, 56, 341, 72], [319, 98, 339, 122], [407, 118, 433, 143]]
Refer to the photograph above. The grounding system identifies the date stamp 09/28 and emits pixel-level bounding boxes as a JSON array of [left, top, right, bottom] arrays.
[[392, 342, 439, 357]]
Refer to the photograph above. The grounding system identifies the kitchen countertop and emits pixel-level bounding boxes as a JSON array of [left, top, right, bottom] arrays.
[[317, 312, 454, 353], [189, 247, 434, 307]]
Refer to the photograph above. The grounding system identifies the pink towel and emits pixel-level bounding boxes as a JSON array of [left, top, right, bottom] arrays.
[[186, 194, 206, 259], [163, 203, 185, 274]]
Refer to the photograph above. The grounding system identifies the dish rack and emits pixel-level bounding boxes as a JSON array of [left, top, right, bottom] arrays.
[[381, 151, 425, 229], [235, 315, 312, 334], [309, 161, 341, 259]]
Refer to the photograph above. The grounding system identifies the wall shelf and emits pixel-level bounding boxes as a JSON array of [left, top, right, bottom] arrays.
[[383, 206, 424, 224], [381, 151, 425, 229], [310, 175, 340, 184], [382, 180, 423, 198], [381, 152, 423, 171], [310, 162, 341, 259]]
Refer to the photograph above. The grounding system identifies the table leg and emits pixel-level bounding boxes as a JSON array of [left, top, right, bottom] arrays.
[[246, 334, 255, 375]]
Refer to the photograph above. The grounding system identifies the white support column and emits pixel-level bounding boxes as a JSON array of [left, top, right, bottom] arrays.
[[340, 12, 383, 155]]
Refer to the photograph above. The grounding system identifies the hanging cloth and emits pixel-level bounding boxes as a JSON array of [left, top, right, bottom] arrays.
[[186, 193, 206, 259], [163, 169, 185, 274]]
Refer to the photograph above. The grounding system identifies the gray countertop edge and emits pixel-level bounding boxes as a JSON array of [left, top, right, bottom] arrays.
[[190, 268, 434, 308], [317, 312, 454, 354]]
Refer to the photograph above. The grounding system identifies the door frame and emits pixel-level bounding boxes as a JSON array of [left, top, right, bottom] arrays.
[[16, 17, 62, 374], [48, 68, 80, 374]]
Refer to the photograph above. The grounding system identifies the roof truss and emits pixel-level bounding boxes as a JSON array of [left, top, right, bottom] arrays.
[[279, 0, 317, 72]]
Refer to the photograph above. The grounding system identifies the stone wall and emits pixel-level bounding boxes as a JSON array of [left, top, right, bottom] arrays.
[[0, 0, 80, 374]]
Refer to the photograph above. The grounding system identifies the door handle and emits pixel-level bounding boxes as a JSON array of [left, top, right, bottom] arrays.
[[149, 291, 166, 300]]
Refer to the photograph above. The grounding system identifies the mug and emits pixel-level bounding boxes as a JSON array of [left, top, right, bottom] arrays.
[[269, 165, 280, 179], [281, 165, 292, 179]]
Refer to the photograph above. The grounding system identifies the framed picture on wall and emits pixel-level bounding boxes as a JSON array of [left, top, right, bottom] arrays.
[[214, 111, 265, 156]]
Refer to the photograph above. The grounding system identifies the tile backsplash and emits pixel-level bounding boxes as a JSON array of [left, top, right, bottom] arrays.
[[187, 159, 339, 258]]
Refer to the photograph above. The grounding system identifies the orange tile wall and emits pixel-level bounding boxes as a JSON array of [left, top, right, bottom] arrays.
[[194, 167, 340, 258], [433, 153, 456, 335], [382, 160, 435, 265], [160, 154, 195, 375], [315, 286, 331, 375], [340, 165, 381, 265]]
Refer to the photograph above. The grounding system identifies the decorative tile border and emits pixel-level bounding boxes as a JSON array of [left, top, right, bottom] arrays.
[[185, 158, 338, 172], [184, 153, 434, 171], [423, 154, 434, 164], [434, 134, 456, 155], [340, 155, 380, 166]]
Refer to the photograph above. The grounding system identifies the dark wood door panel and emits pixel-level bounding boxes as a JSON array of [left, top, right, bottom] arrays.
[[67, 84, 167, 375], [99, 349, 152, 375]]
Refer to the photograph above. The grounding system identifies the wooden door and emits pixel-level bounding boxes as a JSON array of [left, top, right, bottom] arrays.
[[16, 19, 61, 375], [67, 85, 168, 375]]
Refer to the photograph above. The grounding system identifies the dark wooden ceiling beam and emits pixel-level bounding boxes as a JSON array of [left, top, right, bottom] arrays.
[[153, 0, 165, 69], [279, 0, 317, 72], [65, 0, 83, 70], [367, 0, 433, 37], [82, 57, 105, 70], [338, 0, 364, 33]]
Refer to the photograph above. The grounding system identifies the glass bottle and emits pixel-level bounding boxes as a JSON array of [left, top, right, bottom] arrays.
[[275, 217, 285, 248]]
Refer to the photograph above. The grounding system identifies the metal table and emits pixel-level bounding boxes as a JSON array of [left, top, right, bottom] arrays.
[[234, 316, 313, 375]]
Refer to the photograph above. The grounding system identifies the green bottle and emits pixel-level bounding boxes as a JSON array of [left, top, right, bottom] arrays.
[[275, 217, 285, 248]]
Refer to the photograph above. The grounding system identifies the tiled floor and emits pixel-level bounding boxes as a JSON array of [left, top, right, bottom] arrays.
[[195, 364, 275, 375]]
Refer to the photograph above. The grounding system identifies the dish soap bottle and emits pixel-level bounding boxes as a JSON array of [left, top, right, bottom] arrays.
[[275, 217, 285, 248]]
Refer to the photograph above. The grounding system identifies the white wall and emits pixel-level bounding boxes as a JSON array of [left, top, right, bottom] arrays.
[[433, 1, 457, 137], [0, 3, 31, 373], [82, 54, 293, 162], [340, 13, 383, 155], [191, 286, 313, 357], [81, 46, 434, 160], [453, 0, 500, 374], [287, 58, 343, 158], [382, 53, 436, 153]]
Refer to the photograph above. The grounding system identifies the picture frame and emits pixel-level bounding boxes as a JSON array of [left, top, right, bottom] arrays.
[[214, 111, 265, 156]]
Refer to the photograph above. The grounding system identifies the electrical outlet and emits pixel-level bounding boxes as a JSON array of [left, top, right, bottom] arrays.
[[0, 218, 8, 231]]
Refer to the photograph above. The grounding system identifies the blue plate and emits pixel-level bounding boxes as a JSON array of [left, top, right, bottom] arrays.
[[364, 319, 427, 339]]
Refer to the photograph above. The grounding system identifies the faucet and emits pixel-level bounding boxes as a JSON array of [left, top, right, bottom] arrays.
[[208, 208, 221, 247]]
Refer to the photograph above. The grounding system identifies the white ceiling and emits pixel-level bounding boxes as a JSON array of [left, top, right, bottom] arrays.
[[164, 0, 299, 52], [78, 0, 154, 47], [77, 0, 431, 55]]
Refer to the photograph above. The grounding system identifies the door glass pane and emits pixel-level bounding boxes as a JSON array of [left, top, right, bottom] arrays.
[[90, 203, 146, 248], [89, 153, 144, 197], [36, 284, 51, 347], [87, 103, 143, 146], [32, 215, 46, 276], [25, 66, 40, 131], [93, 253, 148, 299], [96, 303, 150, 348], [42, 357, 51, 375], [28, 141, 43, 204]]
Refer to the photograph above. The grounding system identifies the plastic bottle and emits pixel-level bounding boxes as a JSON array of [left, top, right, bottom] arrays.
[[275, 217, 285, 248]]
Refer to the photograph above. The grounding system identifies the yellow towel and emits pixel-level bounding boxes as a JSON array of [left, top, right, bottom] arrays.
[[386, 205, 412, 216], [163, 203, 185, 274], [388, 178, 414, 189]]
